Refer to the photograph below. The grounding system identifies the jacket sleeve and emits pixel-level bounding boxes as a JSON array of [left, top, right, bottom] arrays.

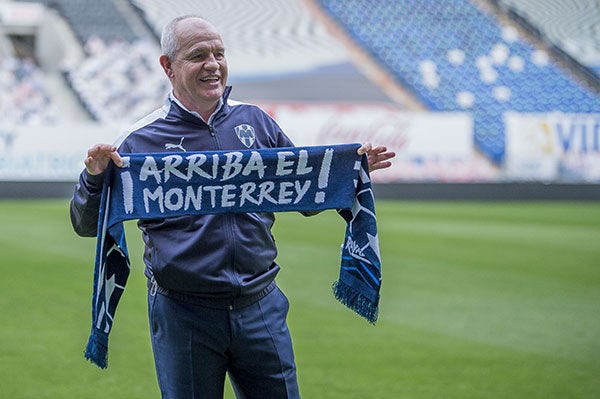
[[69, 170, 106, 237]]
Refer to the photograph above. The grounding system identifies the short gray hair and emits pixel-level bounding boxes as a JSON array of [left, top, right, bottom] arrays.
[[161, 15, 207, 59]]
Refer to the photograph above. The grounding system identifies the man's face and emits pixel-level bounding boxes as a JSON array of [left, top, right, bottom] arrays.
[[163, 18, 228, 115]]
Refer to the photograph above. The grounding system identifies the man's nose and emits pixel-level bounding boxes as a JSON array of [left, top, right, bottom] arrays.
[[204, 54, 219, 70]]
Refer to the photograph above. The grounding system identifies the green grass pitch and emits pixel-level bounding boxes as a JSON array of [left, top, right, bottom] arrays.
[[0, 199, 599, 398]]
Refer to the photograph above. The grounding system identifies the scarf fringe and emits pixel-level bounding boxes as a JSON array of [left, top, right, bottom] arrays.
[[332, 280, 378, 324], [85, 332, 108, 369]]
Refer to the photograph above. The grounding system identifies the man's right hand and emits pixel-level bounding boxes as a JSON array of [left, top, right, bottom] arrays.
[[84, 144, 124, 175]]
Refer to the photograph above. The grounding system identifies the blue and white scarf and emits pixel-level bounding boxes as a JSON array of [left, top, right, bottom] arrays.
[[86, 143, 382, 368]]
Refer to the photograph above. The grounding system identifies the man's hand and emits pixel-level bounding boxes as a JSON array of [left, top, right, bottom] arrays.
[[357, 143, 396, 173], [84, 144, 124, 175]]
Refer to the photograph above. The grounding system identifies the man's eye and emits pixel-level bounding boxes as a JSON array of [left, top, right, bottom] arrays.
[[187, 51, 206, 60]]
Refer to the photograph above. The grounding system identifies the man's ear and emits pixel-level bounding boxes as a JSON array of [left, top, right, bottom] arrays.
[[160, 55, 174, 78]]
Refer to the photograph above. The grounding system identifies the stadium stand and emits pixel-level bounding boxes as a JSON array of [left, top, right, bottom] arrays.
[[1, 0, 599, 166], [7, 0, 367, 123], [0, 56, 56, 124], [63, 37, 168, 123], [7, 0, 164, 123], [15, 0, 139, 44], [129, 0, 348, 77], [492, 0, 600, 78], [312, 0, 600, 162], [128, 0, 392, 104]]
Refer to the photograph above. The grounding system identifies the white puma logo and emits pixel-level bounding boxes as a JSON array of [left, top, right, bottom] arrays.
[[165, 137, 186, 152]]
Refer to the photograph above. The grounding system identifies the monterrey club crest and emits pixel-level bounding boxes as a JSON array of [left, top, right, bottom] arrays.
[[234, 124, 256, 148]]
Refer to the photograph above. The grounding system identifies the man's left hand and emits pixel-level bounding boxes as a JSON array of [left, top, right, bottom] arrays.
[[358, 143, 396, 173]]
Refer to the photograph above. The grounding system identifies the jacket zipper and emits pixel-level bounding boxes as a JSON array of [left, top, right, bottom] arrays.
[[207, 121, 242, 295]]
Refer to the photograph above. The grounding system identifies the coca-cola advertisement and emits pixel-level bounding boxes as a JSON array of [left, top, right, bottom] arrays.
[[259, 102, 499, 182]]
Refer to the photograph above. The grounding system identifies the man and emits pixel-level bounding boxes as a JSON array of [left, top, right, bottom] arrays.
[[71, 15, 395, 399]]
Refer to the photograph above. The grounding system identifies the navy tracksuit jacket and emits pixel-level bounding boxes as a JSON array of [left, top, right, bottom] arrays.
[[70, 87, 296, 298]]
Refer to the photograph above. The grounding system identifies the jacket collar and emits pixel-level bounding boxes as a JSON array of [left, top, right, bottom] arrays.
[[167, 86, 233, 125]]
